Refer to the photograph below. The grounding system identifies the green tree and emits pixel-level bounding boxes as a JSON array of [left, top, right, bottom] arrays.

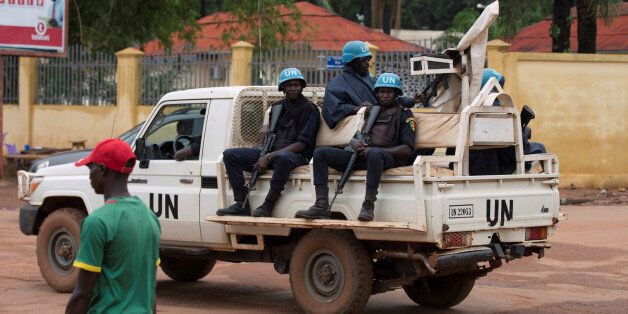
[[576, 0, 621, 53], [401, 0, 485, 30], [69, 0, 199, 53], [550, 0, 574, 52], [220, 0, 305, 50], [439, 0, 552, 48]]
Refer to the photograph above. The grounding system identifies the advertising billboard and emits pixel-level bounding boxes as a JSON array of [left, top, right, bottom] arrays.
[[0, 0, 68, 57]]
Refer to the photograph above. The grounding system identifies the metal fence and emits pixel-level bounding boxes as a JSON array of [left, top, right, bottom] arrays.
[[252, 42, 343, 88], [142, 49, 231, 105], [376, 50, 429, 98], [37, 45, 117, 105], [2, 56, 19, 104], [251, 39, 458, 98]]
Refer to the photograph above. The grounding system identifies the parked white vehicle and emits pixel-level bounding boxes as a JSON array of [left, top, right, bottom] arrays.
[[16, 2, 564, 312]]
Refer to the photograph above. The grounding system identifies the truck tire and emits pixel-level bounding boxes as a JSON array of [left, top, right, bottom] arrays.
[[160, 256, 216, 282], [36, 208, 86, 293], [403, 277, 475, 309], [289, 230, 372, 313]]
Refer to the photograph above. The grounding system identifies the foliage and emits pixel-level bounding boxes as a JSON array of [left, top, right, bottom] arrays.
[[69, 0, 199, 53], [583, 0, 622, 26], [306, 0, 365, 24], [495, 0, 552, 39], [400, 0, 489, 30], [438, 0, 552, 46], [220, 0, 305, 50]]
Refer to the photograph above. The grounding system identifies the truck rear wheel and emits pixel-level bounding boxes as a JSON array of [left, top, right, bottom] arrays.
[[160, 256, 216, 282], [289, 230, 372, 313], [403, 277, 475, 309], [36, 208, 86, 293]]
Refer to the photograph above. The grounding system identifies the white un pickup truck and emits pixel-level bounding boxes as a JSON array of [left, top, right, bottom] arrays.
[[17, 83, 563, 312], [16, 3, 564, 312]]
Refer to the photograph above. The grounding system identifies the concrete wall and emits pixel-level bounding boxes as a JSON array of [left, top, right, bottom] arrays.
[[488, 40, 628, 188], [2, 104, 152, 149]]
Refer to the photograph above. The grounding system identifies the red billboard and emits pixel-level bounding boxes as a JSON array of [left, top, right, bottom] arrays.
[[0, 0, 68, 57]]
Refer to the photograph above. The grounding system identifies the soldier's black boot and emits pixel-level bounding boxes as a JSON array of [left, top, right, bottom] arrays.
[[253, 189, 281, 217], [216, 187, 251, 216], [295, 185, 331, 219], [358, 187, 378, 221]]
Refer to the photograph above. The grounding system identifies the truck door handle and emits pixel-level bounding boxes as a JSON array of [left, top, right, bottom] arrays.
[[128, 178, 147, 184], [180, 179, 193, 184]]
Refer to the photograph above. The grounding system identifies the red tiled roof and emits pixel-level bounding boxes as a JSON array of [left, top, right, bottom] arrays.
[[509, 3, 628, 53], [143, 1, 421, 54]]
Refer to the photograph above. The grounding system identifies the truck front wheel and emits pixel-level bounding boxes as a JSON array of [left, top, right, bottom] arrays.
[[160, 256, 216, 282], [403, 276, 475, 309], [289, 230, 372, 313], [36, 208, 86, 293]]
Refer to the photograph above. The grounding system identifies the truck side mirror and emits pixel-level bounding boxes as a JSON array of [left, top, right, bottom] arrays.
[[134, 138, 145, 159], [134, 138, 150, 169]]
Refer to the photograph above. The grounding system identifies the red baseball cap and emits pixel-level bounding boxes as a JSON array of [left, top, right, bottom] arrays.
[[75, 138, 136, 174]]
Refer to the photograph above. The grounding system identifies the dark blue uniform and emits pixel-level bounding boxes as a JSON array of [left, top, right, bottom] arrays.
[[223, 95, 320, 192], [313, 103, 415, 189], [322, 67, 415, 129]]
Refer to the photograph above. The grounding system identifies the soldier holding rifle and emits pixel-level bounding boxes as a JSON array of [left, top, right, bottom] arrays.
[[296, 73, 415, 221], [217, 68, 320, 217]]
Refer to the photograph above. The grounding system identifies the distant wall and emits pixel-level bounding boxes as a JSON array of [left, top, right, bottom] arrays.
[[488, 40, 628, 188], [3, 104, 150, 149]]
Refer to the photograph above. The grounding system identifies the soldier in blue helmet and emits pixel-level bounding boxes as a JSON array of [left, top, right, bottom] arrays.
[[217, 68, 320, 217], [321, 40, 420, 129], [482, 68, 505, 88], [296, 73, 416, 221]]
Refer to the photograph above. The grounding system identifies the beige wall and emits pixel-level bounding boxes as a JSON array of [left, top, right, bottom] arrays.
[[488, 41, 628, 188], [3, 104, 151, 149]]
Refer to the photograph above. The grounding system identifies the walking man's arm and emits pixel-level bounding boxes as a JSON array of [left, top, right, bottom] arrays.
[[66, 270, 99, 314]]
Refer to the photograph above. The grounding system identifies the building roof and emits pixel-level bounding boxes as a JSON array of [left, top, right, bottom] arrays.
[[509, 3, 628, 53], [143, 1, 422, 54]]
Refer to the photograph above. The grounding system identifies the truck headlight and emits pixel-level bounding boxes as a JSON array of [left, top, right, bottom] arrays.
[[17, 171, 33, 200]]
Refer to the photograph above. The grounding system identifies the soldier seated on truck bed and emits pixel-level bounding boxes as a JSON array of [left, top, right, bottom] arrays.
[[217, 68, 320, 217], [322, 40, 419, 129], [296, 73, 416, 221]]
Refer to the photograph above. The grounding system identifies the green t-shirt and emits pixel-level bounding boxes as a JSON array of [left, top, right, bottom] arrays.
[[73, 196, 161, 314]]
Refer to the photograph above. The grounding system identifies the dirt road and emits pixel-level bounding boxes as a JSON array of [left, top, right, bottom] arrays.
[[1, 181, 627, 313]]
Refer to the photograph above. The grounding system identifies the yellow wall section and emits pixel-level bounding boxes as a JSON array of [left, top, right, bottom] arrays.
[[488, 41, 628, 188]]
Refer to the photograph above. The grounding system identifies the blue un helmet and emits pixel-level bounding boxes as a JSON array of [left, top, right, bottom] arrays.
[[374, 73, 403, 94], [481, 68, 505, 88], [277, 67, 306, 91], [342, 40, 372, 64]]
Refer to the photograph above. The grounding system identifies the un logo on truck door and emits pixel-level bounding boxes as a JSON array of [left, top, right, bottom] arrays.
[[486, 199, 514, 227]]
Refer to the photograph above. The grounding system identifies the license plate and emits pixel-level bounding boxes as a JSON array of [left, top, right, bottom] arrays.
[[449, 204, 474, 218]]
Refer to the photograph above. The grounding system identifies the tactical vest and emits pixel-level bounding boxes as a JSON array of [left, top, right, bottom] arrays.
[[369, 105, 401, 148], [272, 98, 309, 151]]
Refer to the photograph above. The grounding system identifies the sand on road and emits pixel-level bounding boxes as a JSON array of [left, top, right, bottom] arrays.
[[1, 182, 627, 313]]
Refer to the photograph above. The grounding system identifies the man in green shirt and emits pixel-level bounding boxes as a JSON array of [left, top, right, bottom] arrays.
[[67, 138, 161, 314]]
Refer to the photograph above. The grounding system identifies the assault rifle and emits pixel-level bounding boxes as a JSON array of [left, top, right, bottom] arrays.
[[329, 104, 382, 209], [243, 104, 284, 206]]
